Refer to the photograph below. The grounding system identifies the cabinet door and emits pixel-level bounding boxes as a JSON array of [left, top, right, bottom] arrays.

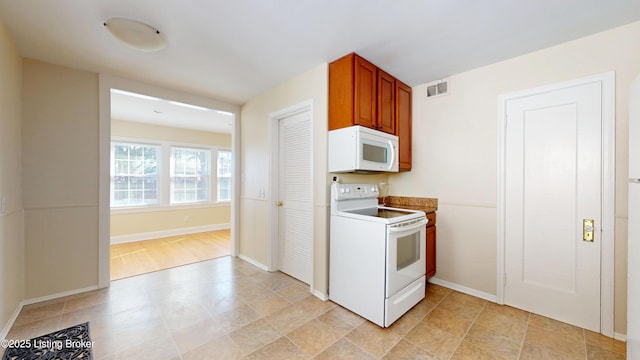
[[354, 56, 377, 129], [377, 70, 396, 134], [426, 225, 436, 279], [328, 53, 356, 130], [396, 81, 412, 171]]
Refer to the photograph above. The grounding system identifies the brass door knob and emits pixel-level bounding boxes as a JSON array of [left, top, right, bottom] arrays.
[[276, 201, 283, 207], [583, 219, 594, 242]]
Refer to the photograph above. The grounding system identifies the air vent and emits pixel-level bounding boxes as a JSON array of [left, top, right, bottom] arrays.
[[426, 79, 449, 98]]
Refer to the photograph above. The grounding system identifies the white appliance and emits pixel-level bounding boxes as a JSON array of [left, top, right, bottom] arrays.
[[628, 75, 640, 358], [328, 125, 399, 173], [329, 183, 427, 327]]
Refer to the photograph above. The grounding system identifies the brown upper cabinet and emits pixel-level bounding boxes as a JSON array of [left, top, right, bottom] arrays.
[[329, 52, 412, 171], [377, 69, 396, 134], [396, 80, 412, 171], [329, 53, 377, 130]]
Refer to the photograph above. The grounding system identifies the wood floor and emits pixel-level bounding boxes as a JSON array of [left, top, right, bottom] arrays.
[[110, 229, 231, 280]]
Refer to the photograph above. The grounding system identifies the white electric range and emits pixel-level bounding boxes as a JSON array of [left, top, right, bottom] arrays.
[[329, 182, 428, 327]]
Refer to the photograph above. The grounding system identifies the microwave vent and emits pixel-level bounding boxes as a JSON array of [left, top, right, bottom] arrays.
[[426, 79, 449, 98]]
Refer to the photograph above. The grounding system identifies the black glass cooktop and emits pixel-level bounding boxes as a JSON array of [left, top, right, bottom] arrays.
[[346, 207, 415, 219]]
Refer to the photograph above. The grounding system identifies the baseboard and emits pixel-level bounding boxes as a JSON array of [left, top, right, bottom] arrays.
[[1, 285, 98, 341], [237, 255, 269, 271], [312, 289, 329, 301], [0, 302, 24, 341], [22, 286, 99, 307], [110, 223, 230, 244], [614, 332, 627, 342], [428, 277, 497, 303]]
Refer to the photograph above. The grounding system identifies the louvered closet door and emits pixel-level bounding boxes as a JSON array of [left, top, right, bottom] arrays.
[[278, 109, 312, 284]]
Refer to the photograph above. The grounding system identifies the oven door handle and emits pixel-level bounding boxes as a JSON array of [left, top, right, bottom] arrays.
[[388, 218, 428, 233]]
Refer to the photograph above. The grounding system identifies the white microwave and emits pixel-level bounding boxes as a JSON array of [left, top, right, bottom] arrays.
[[328, 125, 399, 173]]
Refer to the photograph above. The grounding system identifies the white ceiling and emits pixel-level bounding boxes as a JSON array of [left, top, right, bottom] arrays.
[[1, 0, 640, 107], [110, 89, 235, 134]]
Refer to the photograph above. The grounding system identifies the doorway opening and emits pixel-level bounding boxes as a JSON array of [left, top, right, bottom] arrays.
[[108, 88, 235, 280]]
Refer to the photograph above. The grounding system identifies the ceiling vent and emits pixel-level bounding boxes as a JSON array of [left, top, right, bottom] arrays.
[[426, 79, 449, 98]]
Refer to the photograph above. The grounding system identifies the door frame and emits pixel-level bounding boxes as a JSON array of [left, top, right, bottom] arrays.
[[496, 72, 615, 336], [268, 100, 314, 288], [97, 74, 241, 288]]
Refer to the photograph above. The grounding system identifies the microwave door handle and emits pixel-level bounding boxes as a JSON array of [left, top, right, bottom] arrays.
[[387, 140, 396, 171]]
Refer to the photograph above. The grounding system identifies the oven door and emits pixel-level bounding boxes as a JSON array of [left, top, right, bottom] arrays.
[[386, 217, 427, 297]]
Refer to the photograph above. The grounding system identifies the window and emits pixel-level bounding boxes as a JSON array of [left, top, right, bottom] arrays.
[[110, 139, 231, 209], [217, 150, 232, 201], [171, 147, 211, 204], [110, 142, 159, 207]]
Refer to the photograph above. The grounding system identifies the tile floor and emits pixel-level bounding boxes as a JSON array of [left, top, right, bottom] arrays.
[[2, 256, 626, 359]]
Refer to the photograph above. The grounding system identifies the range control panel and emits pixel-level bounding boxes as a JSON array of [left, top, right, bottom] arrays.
[[333, 183, 379, 200]]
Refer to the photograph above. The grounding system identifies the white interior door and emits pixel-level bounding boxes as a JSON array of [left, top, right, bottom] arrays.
[[504, 81, 602, 331], [277, 109, 313, 284], [629, 183, 640, 356], [627, 75, 640, 357]]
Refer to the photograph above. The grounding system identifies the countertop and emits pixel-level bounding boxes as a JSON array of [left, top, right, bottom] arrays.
[[379, 196, 438, 213]]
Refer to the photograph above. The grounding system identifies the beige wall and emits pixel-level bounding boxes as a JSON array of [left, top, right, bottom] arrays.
[[110, 120, 231, 239], [240, 63, 330, 294], [390, 21, 640, 335], [111, 206, 230, 237], [22, 59, 99, 298], [0, 22, 24, 328], [111, 119, 232, 147]]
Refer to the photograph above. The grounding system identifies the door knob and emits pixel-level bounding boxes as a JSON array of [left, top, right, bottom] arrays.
[[276, 201, 283, 207], [583, 219, 594, 242]]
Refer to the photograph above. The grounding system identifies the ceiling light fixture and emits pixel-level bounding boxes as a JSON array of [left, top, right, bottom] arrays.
[[104, 17, 167, 52]]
